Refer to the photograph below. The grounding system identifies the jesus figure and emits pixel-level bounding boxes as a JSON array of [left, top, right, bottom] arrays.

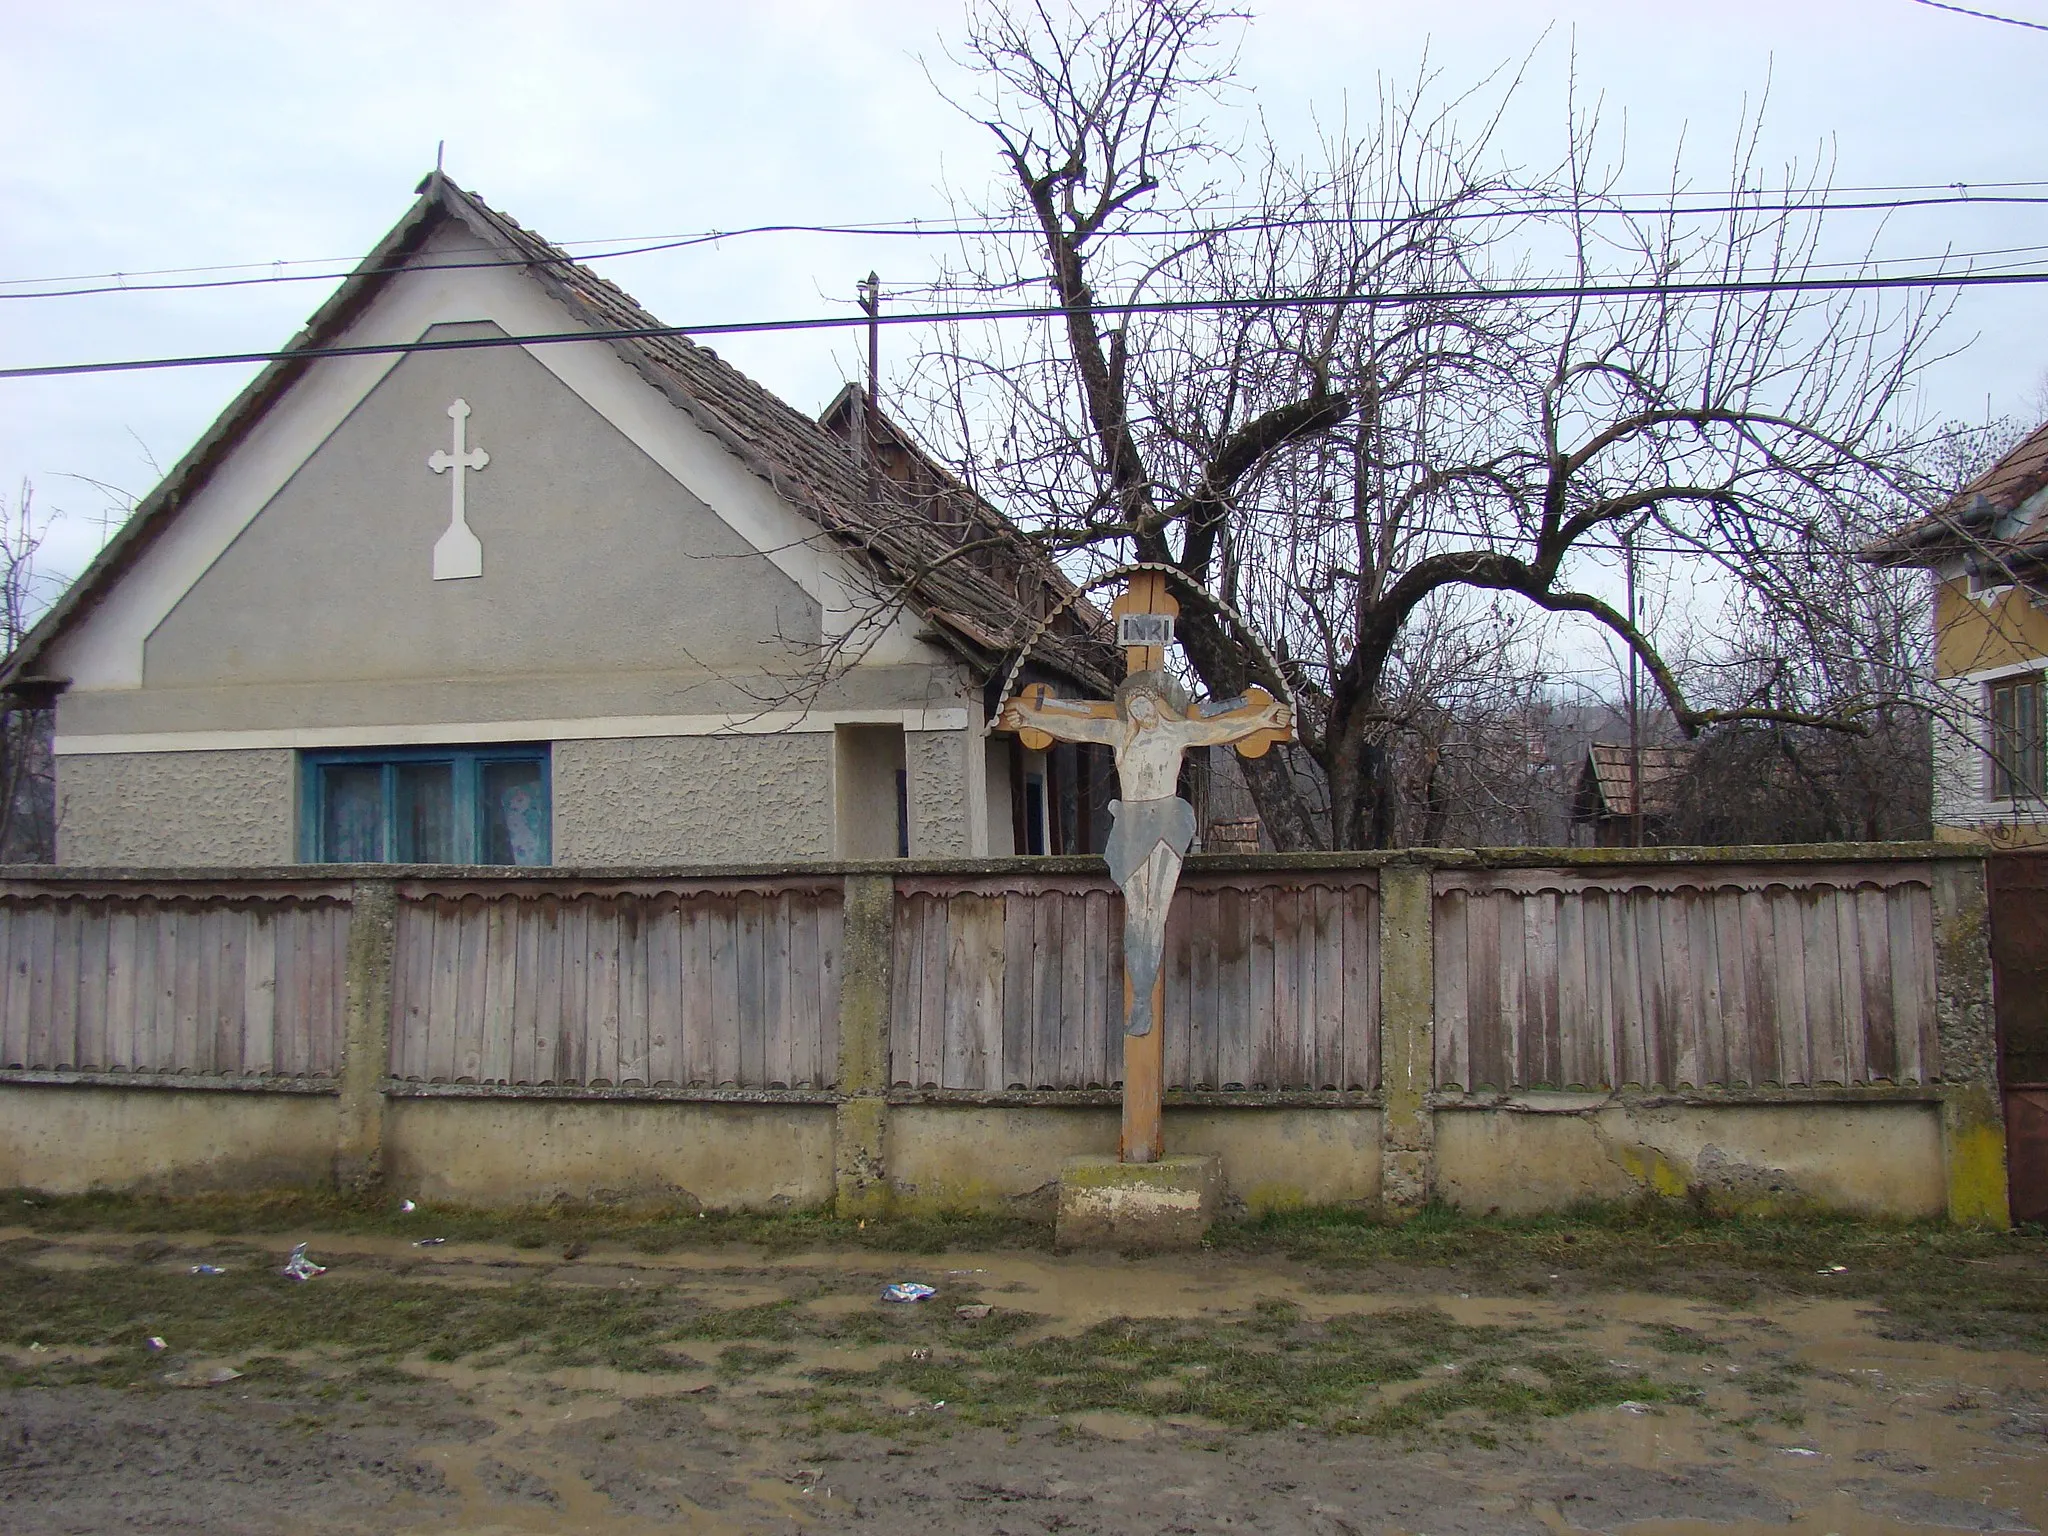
[[999, 672, 1292, 1035]]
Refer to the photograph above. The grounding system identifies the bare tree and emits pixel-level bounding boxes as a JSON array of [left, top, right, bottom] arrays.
[[0, 484, 56, 861], [907, 0, 1959, 849]]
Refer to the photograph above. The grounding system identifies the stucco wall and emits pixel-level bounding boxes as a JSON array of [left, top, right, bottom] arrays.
[[56, 748, 295, 865], [0, 1084, 1953, 1221], [0, 1086, 337, 1193], [906, 729, 972, 856], [141, 321, 820, 695], [552, 733, 835, 863], [382, 1098, 834, 1209], [1433, 1101, 1947, 1218]]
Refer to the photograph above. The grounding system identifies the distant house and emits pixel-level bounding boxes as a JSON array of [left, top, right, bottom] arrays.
[[0, 174, 1115, 867], [1867, 419, 2048, 847], [1570, 742, 1691, 846]]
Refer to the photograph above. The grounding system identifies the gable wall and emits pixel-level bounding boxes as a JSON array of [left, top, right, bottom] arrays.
[[140, 320, 823, 689], [44, 218, 990, 865]]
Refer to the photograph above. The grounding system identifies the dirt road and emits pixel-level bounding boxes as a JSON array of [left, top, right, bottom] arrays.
[[3, 1215, 2045, 1534]]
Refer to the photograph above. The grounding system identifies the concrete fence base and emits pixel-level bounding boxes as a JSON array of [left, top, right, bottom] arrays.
[[0, 849, 2011, 1225]]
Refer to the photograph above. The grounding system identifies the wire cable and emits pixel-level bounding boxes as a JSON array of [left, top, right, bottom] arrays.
[[5, 265, 2046, 383], [7, 188, 2048, 302], [1913, 0, 2048, 31]]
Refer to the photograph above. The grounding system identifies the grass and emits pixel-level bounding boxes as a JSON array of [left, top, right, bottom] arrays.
[[1215, 1200, 2048, 1351], [799, 1299, 1666, 1438], [4, 1191, 2045, 1439], [1, 1187, 1046, 1256]]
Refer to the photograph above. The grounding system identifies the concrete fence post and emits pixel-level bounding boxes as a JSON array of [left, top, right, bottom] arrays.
[[1932, 857, 2010, 1227], [835, 872, 895, 1217], [1378, 860, 1436, 1213], [334, 879, 397, 1194]]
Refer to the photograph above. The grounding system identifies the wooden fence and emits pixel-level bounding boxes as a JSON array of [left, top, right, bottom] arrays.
[[889, 872, 1379, 1092], [0, 852, 1963, 1099], [390, 879, 843, 1090], [1433, 865, 1939, 1092], [0, 888, 350, 1078]]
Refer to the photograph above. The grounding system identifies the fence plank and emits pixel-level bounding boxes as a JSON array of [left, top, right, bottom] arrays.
[[1086, 890, 1116, 1087], [681, 902, 713, 1087], [510, 902, 541, 1085], [1023, 893, 1056, 1090], [1856, 886, 1896, 1081], [241, 910, 276, 1075], [583, 901, 618, 1086], [24, 903, 56, 1069], [73, 903, 111, 1071], [1000, 893, 1033, 1090], [788, 896, 821, 1088], [1188, 891, 1222, 1089], [622, 901, 654, 1088], [1055, 894, 1087, 1089], [104, 907, 138, 1072], [533, 898, 566, 1084], [760, 897, 789, 1089]]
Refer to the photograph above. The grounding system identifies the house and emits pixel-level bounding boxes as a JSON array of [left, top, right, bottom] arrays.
[[0, 174, 1115, 867], [1866, 419, 2048, 847], [1569, 741, 1691, 846]]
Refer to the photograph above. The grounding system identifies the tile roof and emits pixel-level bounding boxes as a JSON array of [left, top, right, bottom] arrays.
[[429, 181, 1118, 693], [2, 174, 1117, 698], [1866, 416, 2048, 568]]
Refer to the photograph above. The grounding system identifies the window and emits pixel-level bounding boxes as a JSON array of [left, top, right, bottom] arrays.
[[1991, 676, 2045, 801], [301, 746, 550, 864]]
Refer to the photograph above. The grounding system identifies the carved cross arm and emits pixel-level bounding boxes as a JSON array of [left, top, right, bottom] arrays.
[[996, 683, 1122, 753], [1188, 685, 1295, 757]]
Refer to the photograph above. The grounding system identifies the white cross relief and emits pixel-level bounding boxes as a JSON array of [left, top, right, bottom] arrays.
[[426, 398, 488, 580]]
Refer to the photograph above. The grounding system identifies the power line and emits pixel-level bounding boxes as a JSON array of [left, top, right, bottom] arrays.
[[8, 188, 2048, 302], [1913, 0, 2048, 31], [14, 175, 2047, 290], [6, 265, 2047, 384]]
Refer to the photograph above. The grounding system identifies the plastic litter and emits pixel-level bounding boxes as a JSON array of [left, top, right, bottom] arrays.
[[281, 1243, 326, 1282], [955, 1304, 993, 1320], [1616, 1400, 1651, 1415], [399, 1199, 417, 1213], [413, 1238, 448, 1247], [163, 1365, 243, 1389], [189, 1265, 226, 1276], [146, 1337, 168, 1352], [882, 1282, 936, 1303], [1818, 1264, 1848, 1274], [1780, 1447, 1821, 1457]]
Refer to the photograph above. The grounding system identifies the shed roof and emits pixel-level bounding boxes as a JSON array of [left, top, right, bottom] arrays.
[[1576, 742, 1693, 819], [1, 173, 1117, 698]]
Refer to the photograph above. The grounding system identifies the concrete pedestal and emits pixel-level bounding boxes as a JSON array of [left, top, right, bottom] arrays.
[[1055, 1154, 1222, 1251]]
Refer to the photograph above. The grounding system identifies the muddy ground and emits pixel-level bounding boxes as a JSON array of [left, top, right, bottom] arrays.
[[2, 1203, 2045, 1534]]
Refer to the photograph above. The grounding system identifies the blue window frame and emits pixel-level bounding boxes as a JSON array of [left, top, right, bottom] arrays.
[[300, 745, 551, 865]]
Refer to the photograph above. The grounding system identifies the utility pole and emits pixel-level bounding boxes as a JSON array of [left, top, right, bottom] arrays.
[[856, 272, 880, 514], [858, 271, 880, 413], [1625, 519, 1644, 849]]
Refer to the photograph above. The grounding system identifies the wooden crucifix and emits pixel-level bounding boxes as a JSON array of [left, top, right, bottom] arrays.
[[997, 570, 1292, 1162]]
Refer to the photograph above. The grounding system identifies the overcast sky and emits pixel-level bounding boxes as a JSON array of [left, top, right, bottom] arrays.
[[5, 0, 2047, 593]]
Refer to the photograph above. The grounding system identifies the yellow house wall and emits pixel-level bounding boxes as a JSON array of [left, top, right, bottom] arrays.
[[1934, 578, 2048, 678]]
